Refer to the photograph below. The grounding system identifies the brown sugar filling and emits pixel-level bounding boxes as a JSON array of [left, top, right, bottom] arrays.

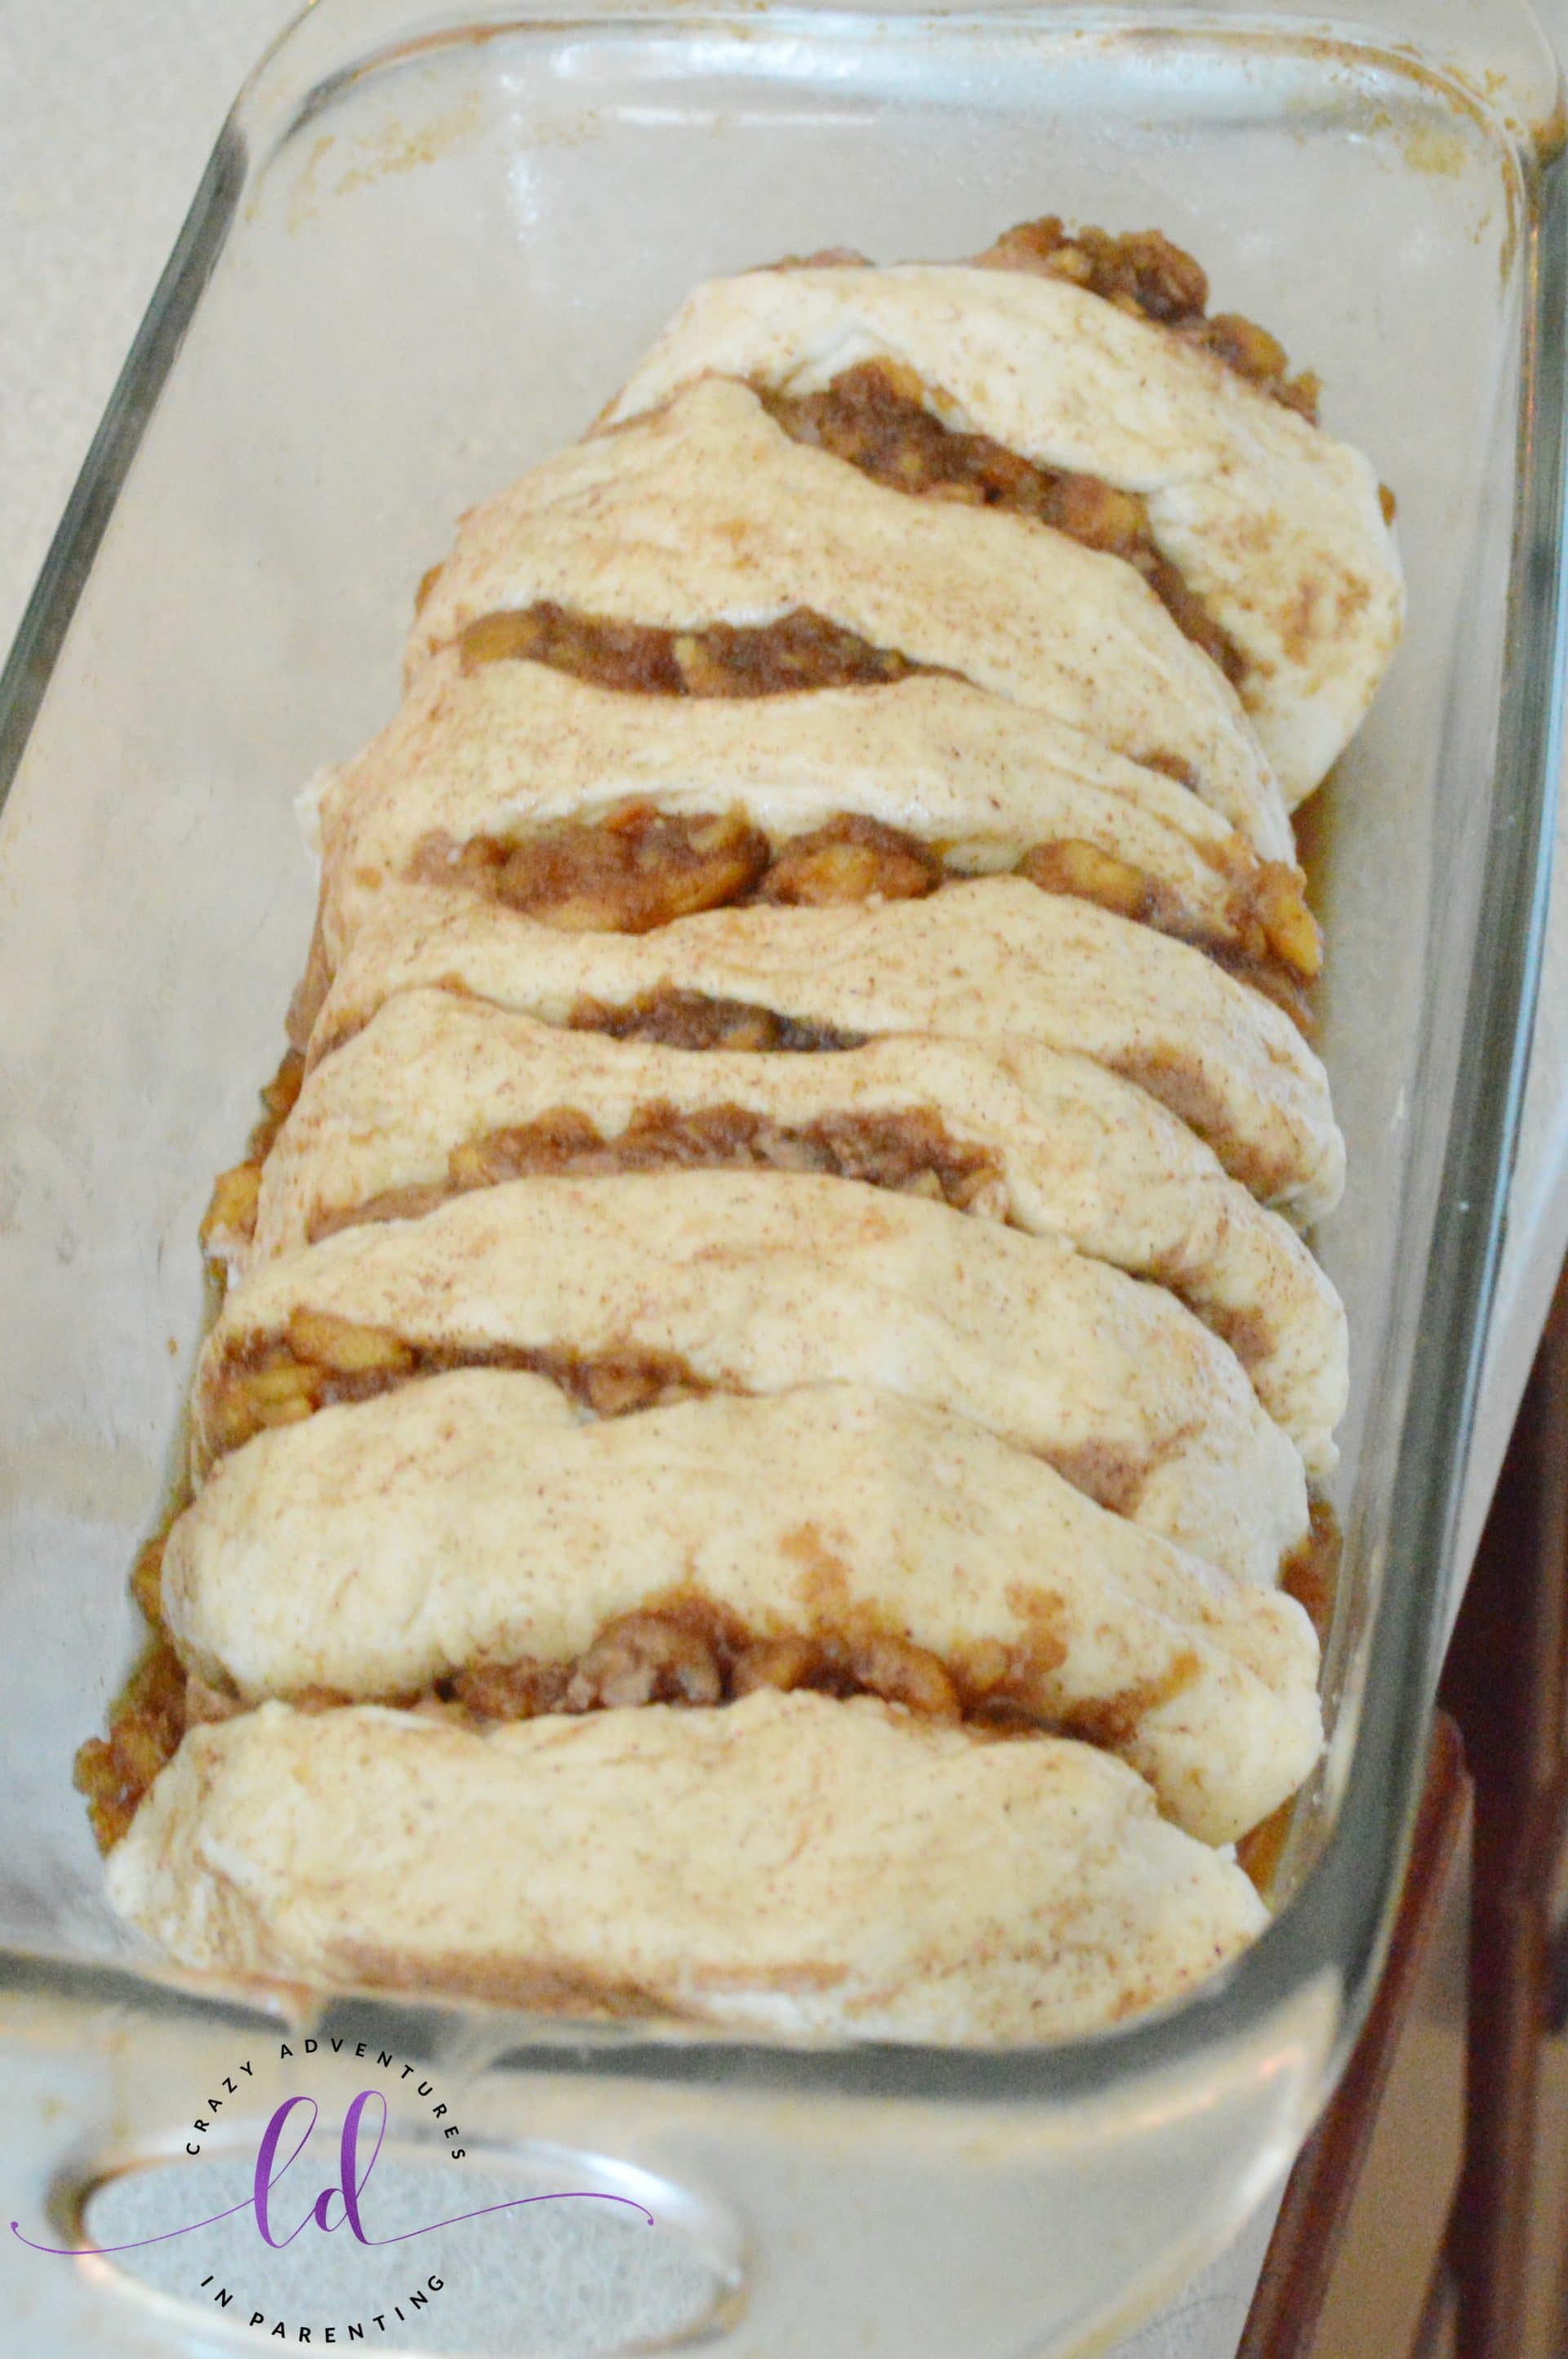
[[413, 808, 773, 933], [409, 809, 947, 934], [408, 803, 1319, 1015], [200, 1313, 712, 1463], [86, 1370, 1333, 1859], [1236, 1502, 1340, 1896], [74, 1540, 184, 1852], [214, 1025, 1309, 1269], [203, 1321, 1143, 1532], [764, 359, 1246, 685], [82, 1476, 1337, 1859], [563, 972, 1322, 1144], [459, 601, 929, 695], [211, 1012, 1307, 1273], [74, 1607, 979, 1855], [572, 988, 865, 1055], [199, 1048, 304, 1260], [971, 216, 1323, 422], [457, 596, 1208, 817], [306, 1102, 1009, 1252], [433, 1591, 1105, 1735], [1279, 1499, 1342, 1649], [1109, 1046, 1294, 1206], [77, 1575, 1204, 1853], [775, 218, 1321, 417], [308, 981, 871, 1074]]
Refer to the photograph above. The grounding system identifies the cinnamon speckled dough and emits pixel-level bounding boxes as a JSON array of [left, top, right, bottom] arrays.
[[198, 1171, 1309, 1584], [247, 988, 1346, 1472], [307, 877, 1343, 1220], [604, 265, 1405, 806], [305, 651, 1267, 970], [106, 1692, 1270, 2040], [163, 1375, 1321, 1843], [407, 379, 1293, 859]]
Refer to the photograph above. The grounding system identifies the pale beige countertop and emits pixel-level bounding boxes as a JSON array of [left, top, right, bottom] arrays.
[[2, 5, 1564, 2356]]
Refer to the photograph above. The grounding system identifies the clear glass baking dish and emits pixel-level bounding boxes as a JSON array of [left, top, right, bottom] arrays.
[[1, 1, 1564, 2352]]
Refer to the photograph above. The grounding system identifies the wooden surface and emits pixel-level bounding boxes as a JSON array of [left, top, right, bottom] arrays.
[[1413, 2267, 1461, 2359], [1441, 1269, 1568, 2359], [1243, 1265, 1568, 2359], [1237, 1715, 1471, 2359]]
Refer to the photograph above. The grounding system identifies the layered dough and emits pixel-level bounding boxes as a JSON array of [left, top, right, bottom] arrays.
[[93, 212, 1403, 2041], [194, 1171, 1309, 1583], [408, 379, 1293, 858], [307, 879, 1344, 1220], [164, 1377, 1320, 1844], [235, 988, 1346, 1469], [604, 265, 1404, 805], [107, 1692, 1268, 2040], [307, 653, 1299, 975]]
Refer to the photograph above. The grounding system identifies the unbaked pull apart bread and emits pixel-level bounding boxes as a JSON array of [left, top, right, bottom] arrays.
[[80, 218, 1401, 2044]]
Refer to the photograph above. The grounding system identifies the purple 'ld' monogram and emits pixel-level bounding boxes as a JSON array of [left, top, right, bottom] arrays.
[[12, 2090, 651, 2258]]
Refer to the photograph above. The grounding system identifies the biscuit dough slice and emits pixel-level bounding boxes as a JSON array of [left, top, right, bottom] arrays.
[[307, 879, 1342, 1219], [604, 265, 1404, 804], [107, 1692, 1270, 2040], [408, 378, 1291, 858], [308, 653, 1301, 976], [163, 1373, 1322, 1843], [198, 1170, 1309, 1584], [236, 987, 1345, 1469]]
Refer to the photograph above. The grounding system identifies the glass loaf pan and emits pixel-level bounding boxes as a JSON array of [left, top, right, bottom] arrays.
[[0, 2, 1563, 2352]]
